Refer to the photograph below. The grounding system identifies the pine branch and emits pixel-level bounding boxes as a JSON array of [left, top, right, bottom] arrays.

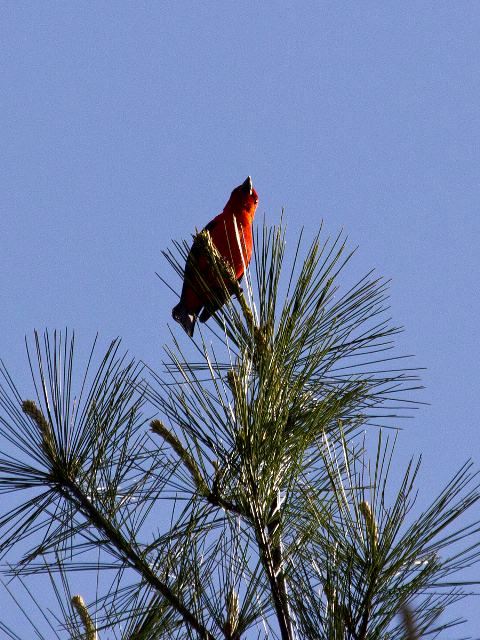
[[400, 605, 419, 640], [208, 463, 245, 517], [253, 505, 294, 640], [355, 501, 379, 640], [150, 419, 209, 496], [151, 419, 247, 519], [22, 400, 216, 640], [63, 473, 214, 639], [71, 595, 98, 640], [223, 587, 240, 640], [266, 492, 294, 640]]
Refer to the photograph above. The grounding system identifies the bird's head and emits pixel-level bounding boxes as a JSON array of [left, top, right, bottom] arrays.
[[226, 176, 259, 223]]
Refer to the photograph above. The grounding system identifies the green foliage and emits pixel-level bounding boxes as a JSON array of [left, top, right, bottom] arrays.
[[0, 224, 478, 639]]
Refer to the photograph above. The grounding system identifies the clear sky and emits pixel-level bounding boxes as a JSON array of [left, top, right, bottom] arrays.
[[1, 2, 479, 636]]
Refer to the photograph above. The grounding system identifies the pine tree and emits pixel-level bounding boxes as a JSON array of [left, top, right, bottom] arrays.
[[0, 223, 478, 639]]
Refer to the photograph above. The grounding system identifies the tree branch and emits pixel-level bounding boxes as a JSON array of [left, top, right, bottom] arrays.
[[63, 478, 215, 640], [23, 400, 216, 640], [253, 500, 294, 640], [151, 419, 209, 496], [72, 595, 98, 640]]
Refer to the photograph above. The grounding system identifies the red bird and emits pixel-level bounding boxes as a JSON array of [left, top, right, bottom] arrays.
[[172, 176, 259, 336]]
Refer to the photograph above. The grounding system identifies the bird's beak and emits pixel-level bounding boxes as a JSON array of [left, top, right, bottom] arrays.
[[242, 176, 253, 195]]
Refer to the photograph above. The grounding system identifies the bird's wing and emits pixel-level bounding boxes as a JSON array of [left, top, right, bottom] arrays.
[[204, 212, 224, 234]]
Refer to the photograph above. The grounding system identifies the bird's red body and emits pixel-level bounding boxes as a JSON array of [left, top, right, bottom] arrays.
[[172, 176, 259, 336]]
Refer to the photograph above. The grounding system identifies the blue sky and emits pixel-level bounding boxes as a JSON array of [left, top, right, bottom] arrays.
[[1, 2, 479, 636]]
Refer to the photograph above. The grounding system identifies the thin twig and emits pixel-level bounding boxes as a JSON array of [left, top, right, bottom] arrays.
[[71, 595, 98, 640], [151, 419, 209, 496]]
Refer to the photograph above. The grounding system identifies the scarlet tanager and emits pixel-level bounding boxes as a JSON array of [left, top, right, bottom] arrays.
[[172, 176, 259, 336]]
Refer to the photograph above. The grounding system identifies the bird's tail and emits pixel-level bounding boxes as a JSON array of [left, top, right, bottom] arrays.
[[172, 302, 196, 337]]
